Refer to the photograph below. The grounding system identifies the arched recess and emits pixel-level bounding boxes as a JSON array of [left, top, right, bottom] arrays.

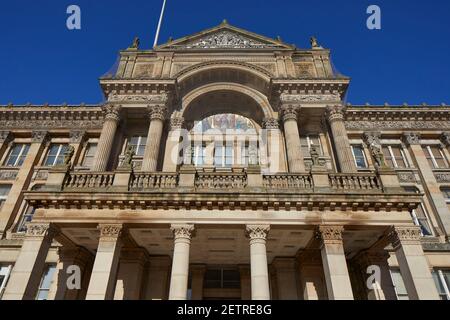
[[181, 83, 274, 130], [176, 61, 272, 98]]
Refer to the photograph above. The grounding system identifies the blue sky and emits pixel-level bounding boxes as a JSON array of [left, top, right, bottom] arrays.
[[0, 0, 449, 105]]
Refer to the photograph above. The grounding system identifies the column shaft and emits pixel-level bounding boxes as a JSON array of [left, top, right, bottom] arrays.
[[92, 106, 120, 171], [86, 224, 123, 300], [246, 225, 271, 300], [142, 106, 166, 172], [169, 224, 194, 300], [281, 107, 305, 172], [327, 105, 357, 173]]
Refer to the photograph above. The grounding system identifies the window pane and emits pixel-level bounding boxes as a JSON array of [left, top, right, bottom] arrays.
[[36, 265, 56, 300], [0, 185, 11, 197], [391, 269, 409, 300], [352, 146, 367, 168], [83, 143, 97, 167]]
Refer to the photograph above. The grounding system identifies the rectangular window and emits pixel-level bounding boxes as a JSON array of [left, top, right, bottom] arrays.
[[18, 206, 35, 233], [44, 144, 68, 166], [390, 269, 409, 300], [0, 265, 12, 299], [432, 269, 450, 300], [204, 268, 240, 289], [214, 143, 234, 167], [382, 145, 409, 168], [300, 135, 323, 157], [403, 187, 432, 236], [351, 145, 368, 169], [128, 136, 147, 157], [192, 143, 206, 166], [423, 145, 448, 169], [4, 144, 30, 167], [0, 185, 11, 210], [36, 265, 56, 300], [82, 143, 97, 167]]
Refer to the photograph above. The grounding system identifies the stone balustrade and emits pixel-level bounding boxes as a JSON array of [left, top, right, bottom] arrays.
[[329, 173, 381, 191], [195, 172, 247, 190], [263, 174, 313, 190], [130, 173, 179, 190], [63, 172, 115, 189]]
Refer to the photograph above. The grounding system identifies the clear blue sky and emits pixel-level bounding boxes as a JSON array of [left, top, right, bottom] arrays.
[[0, 0, 449, 105]]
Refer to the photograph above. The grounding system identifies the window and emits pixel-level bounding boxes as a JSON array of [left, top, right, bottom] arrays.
[[4, 144, 30, 167], [44, 144, 68, 166], [204, 268, 240, 289], [214, 143, 234, 167], [18, 206, 35, 233], [300, 135, 323, 157], [351, 145, 368, 169], [423, 145, 448, 169], [390, 269, 409, 300], [82, 143, 97, 167], [192, 143, 206, 166], [0, 265, 12, 299], [128, 136, 147, 157], [36, 265, 56, 300], [441, 187, 450, 217], [0, 185, 11, 210], [382, 145, 409, 168], [403, 187, 433, 236], [432, 269, 450, 300]]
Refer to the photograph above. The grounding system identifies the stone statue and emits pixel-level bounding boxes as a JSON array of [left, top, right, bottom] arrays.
[[370, 143, 386, 168], [310, 36, 321, 49], [310, 144, 320, 166], [63, 145, 75, 166], [130, 37, 140, 49], [122, 145, 135, 168]]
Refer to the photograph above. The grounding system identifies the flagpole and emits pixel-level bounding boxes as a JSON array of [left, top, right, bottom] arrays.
[[153, 0, 167, 48]]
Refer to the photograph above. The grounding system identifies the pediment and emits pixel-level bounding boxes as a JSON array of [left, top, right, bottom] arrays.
[[156, 21, 294, 50]]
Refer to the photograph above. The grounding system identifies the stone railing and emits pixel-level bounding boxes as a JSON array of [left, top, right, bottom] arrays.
[[329, 173, 381, 191], [130, 173, 179, 190], [195, 172, 247, 190], [63, 172, 115, 189], [263, 174, 313, 190]]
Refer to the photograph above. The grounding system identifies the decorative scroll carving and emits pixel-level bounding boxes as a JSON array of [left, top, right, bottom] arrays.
[[246, 225, 270, 241], [326, 105, 345, 122], [98, 224, 122, 239], [185, 31, 269, 49], [170, 117, 184, 130], [441, 132, 450, 147], [345, 121, 450, 130], [26, 223, 54, 237], [171, 224, 195, 240], [389, 226, 421, 248], [281, 94, 340, 102], [103, 105, 121, 122], [403, 132, 421, 146], [262, 118, 279, 129], [108, 93, 168, 104], [397, 172, 417, 183], [148, 105, 167, 121], [31, 131, 48, 143], [0, 170, 18, 181], [435, 173, 450, 183], [70, 130, 86, 143], [316, 225, 344, 244]]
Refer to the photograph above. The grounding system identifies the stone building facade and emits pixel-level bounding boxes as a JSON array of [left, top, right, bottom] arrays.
[[0, 21, 449, 300]]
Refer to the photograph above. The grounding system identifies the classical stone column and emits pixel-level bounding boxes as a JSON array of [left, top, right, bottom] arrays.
[[246, 225, 271, 300], [389, 226, 440, 300], [47, 246, 93, 300], [190, 264, 206, 300], [280, 105, 305, 172], [317, 225, 354, 300], [326, 105, 357, 173], [272, 257, 299, 300], [86, 224, 123, 300], [162, 116, 184, 172], [404, 132, 450, 237], [168, 224, 195, 300], [92, 105, 121, 171], [2, 223, 56, 300], [114, 247, 148, 300], [141, 105, 167, 172], [0, 131, 49, 236]]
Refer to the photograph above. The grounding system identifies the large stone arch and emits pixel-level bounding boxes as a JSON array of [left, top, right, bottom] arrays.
[[181, 83, 275, 129]]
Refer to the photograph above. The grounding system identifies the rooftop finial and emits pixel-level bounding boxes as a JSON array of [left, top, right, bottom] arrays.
[[221, 19, 228, 25], [310, 36, 323, 49], [128, 36, 140, 50]]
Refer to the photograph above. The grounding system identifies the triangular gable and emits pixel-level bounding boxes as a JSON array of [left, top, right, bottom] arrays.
[[156, 20, 294, 50]]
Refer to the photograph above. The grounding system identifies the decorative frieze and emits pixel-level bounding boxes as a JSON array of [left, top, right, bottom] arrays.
[[246, 225, 270, 241], [280, 93, 340, 103], [345, 121, 450, 130], [108, 93, 169, 104], [182, 31, 272, 49], [171, 224, 195, 240]]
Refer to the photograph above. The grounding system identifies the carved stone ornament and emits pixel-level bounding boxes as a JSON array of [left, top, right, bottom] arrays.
[[148, 105, 168, 121], [0, 170, 18, 181], [402, 132, 421, 146], [389, 226, 422, 248], [345, 121, 450, 130], [363, 132, 381, 147], [326, 105, 345, 123], [441, 132, 450, 147], [108, 93, 169, 104], [98, 224, 123, 239], [31, 130, 48, 143], [262, 118, 279, 129], [171, 224, 195, 240], [435, 173, 450, 183], [102, 105, 121, 122], [185, 31, 269, 49], [170, 117, 184, 130], [26, 223, 54, 237], [70, 130, 86, 143], [280, 105, 299, 122], [246, 225, 270, 241], [316, 225, 344, 244], [0, 131, 11, 143], [280, 94, 340, 103]]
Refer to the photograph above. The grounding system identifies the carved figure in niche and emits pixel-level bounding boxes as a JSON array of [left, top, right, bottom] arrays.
[[63, 145, 75, 166], [370, 143, 386, 168], [122, 145, 135, 168], [310, 144, 320, 166]]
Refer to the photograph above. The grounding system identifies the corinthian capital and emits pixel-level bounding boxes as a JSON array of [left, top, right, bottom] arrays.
[[402, 132, 421, 146], [170, 117, 184, 130], [316, 225, 344, 244], [246, 225, 270, 241], [263, 118, 279, 129], [26, 223, 57, 238], [326, 105, 345, 122], [98, 224, 123, 239], [148, 105, 168, 121], [388, 226, 421, 249], [171, 224, 195, 240], [102, 104, 121, 121], [280, 105, 299, 122]]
